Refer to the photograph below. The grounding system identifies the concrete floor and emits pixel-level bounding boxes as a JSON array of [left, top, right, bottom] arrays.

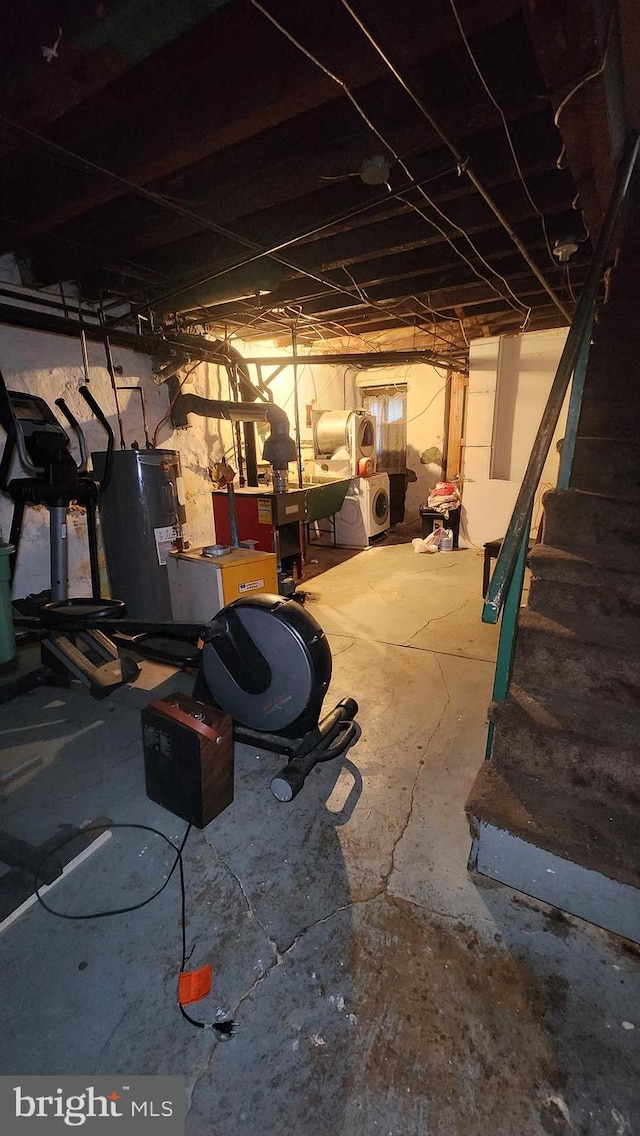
[[0, 539, 638, 1135]]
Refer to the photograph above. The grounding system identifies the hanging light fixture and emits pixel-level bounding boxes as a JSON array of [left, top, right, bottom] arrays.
[[360, 154, 391, 185]]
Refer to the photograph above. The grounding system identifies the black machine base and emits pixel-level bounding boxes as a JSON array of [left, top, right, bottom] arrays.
[[217, 695, 359, 802], [190, 595, 360, 802]]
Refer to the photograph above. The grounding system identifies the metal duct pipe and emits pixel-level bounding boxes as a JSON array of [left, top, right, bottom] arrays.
[[172, 394, 297, 471]]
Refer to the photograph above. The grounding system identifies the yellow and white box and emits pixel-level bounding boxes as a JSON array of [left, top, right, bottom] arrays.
[[167, 547, 279, 622]]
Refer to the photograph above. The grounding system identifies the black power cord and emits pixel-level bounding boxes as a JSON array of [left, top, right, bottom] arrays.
[[32, 822, 234, 1036]]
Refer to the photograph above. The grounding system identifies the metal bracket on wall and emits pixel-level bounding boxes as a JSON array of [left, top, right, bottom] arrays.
[[252, 362, 282, 397]]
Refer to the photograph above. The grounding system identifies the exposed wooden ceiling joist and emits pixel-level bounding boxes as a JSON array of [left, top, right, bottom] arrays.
[[0, 0, 629, 355]]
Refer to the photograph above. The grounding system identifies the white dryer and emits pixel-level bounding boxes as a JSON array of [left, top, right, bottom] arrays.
[[334, 473, 390, 548], [312, 408, 377, 475]]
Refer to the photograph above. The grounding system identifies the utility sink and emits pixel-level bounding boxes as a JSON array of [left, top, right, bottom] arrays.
[[303, 471, 345, 485], [303, 477, 351, 522]]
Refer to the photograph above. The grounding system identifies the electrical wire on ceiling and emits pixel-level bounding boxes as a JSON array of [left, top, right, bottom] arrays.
[[182, 254, 470, 358], [446, 0, 557, 271], [0, 114, 465, 350], [0, 7, 582, 349], [219, 291, 469, 358], [332, 0, 572, 323], [555, 56, 608, 172], [393, 187, 532, 329], [318, 171, 360, 181], [571, 193, 590, 242], [140, 214, 470, 352], [554, 57, 609, 129], [554, 1, 616, 170], [413, 294, 470, 348], [341, 264, 370, 304], [241, 231, 479, 355], [219, 300, 465, 365], [248, 0, 534, 324], [0, 146, 479, 359], [219, 307, 288, 342], [97, 162, 459, 316], [362, 288, 472, 351], [564, 264, 577, 304], [0, 121, 473, 358]]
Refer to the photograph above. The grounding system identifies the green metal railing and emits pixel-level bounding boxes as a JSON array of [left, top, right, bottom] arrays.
[[482, 132, 639, 756]]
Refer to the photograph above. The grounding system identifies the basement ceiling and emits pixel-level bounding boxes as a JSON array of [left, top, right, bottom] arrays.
[[0, 0, 626, 357]]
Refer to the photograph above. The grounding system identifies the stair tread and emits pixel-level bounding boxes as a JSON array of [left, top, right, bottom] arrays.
[[491, 681, 640, 748], [466, 762, 640, 891], [569, 453, 640, 500], [529, 544, 640, 583], [517, 606, 640, 655], [513, 608, 640, 709], [542, 488, 640, 560], [545, 486, 640, 507], [539, 545, 640, 574], [526, 576, 640, 652]]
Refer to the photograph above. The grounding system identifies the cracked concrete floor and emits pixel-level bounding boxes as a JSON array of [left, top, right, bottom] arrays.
[[0, 542, 639, 1135]]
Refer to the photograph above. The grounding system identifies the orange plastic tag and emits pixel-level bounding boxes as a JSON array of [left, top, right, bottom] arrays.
[[178, 964, 212, 1005]]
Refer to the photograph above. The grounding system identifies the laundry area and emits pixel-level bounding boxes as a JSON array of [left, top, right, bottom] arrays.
[[1, 2, 640, 1134]]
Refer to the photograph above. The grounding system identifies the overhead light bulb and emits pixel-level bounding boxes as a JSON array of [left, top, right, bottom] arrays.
[[553, 237, 579, 263], [360, 154, 391, 185]]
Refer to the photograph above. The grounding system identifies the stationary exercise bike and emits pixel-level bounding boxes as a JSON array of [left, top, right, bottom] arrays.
[[0, 375, 139, 698]]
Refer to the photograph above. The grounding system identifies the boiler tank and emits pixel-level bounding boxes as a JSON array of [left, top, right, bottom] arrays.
[[92, 449, 187, 620]]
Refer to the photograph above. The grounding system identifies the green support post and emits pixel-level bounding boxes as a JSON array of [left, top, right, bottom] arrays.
[[557, 310, 594, 490], [484, 515, 531, 759]]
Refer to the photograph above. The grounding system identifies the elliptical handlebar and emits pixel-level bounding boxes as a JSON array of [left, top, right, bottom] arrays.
[[55, 398, 88, 472], [79, 386, 114, 492]]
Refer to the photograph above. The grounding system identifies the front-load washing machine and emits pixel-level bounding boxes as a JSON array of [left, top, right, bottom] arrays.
[[334, 473, 390, 548]]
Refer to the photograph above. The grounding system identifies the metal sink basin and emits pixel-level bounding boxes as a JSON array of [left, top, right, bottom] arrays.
[[303, 471, 346, 484], [303, 477, 351, 522]]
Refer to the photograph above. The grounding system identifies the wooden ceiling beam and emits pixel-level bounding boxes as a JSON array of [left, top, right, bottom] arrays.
[[188, 260, 585, 331], [0, 1, 236, 159], [20, 93, 559, 273], [517, 0, 622, 240], [128, 172, 578, 314], [268, 219, 584, 303], [290, 171, 577, 269], [0, 0, 524, 246], [272, 271, 583, 322], [26, 141, 570, 290]]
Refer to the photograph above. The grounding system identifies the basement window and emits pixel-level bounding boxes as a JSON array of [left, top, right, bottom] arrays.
[[360, 384, 407, 473]]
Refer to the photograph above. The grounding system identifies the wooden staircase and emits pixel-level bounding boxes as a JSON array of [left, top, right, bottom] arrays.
[[466, 203, 640, 942]]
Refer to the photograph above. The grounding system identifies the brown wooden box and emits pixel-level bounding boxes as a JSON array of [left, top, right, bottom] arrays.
[[141, 692, 234, 828]]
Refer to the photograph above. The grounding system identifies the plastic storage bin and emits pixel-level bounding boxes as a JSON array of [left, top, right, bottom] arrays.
[[419, 505, 460, 549]]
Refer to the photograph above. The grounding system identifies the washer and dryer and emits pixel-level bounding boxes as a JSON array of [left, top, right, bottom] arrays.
[[334, 472, 390, 548]]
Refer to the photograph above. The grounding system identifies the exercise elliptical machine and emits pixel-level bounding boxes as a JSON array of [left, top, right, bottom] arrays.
[[199, 593, 358, 801], [0, 375, 360, 802], [0, 375, 139, 699]]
